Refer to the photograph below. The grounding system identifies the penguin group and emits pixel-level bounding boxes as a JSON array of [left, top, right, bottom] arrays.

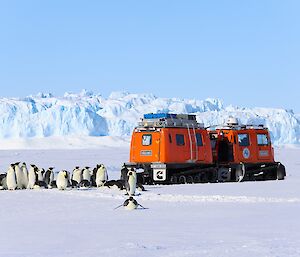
[[0, 163, 110, 191], [0, 162, 144, 193], [0, 163, 56, 190], [0, 162, 147, 210]]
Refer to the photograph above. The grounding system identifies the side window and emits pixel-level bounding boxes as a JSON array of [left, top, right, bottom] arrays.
[[238, 133, 250, 146], [176, 134, 185, 146], [169, 134, 172, 143], [142, 134, 152, 146], [257, 134, 269, 146], [196, 133, 203, 146]]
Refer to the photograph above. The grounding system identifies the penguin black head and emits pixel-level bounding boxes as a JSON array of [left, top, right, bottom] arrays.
[[85, 166, 90, 169], [15, 162, 21, 165], [75, 166, 80, 169], [48, 167, 54, 170], [130, 167, 134, 171]]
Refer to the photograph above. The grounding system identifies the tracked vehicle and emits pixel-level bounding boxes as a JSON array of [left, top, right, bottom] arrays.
[[209, 117, 286, 182], [125, 113, 286, 184]]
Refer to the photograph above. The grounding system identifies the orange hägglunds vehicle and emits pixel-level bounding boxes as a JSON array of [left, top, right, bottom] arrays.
[[126, 114, 286, 184], [208, 117, 286, 182]]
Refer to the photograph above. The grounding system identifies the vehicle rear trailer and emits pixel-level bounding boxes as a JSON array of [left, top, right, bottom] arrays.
[[125, 161, 286, 185]]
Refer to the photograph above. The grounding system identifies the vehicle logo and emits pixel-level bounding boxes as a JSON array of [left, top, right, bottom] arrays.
[[153, 169, 166, 181], [243, 148, 250, 159]]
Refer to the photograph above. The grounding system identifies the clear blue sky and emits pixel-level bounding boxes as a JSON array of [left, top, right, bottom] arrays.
[[0, 0, 299, 111]]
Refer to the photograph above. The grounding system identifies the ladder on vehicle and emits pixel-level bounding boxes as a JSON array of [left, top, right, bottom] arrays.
[[186, 123, 198, 162]]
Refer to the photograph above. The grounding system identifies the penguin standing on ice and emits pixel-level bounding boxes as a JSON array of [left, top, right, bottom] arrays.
[[96, 164, 108, 187], [44, 167, 54, 188], [14, 162, 24, 189], [28, 164, 38, 189], [37, 168, 45, 182], [126, 168, 137, 196], [71, 166, 82, 187], [57, 170, 69, 190], [21, 162, 29, 189], [120, 164, 129, 181], [82, 167, 91, 181], [80, 167, 91, 188], [7, 164, 17, 190], [91, 167, 97, 187]]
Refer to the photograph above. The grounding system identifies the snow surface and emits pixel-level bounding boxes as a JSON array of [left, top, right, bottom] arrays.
[[0, 90, 299, 145], [0, 146, 299, 257]]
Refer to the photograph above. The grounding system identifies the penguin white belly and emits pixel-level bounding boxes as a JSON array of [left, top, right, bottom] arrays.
[[96, 168, 107, 187], [57, 172, 67, 190], [72, 170, 82, 184], [28, 168, 36, 189], [37, 170, 44, 181], [124, 201, 137, 210], [7, 168, 17, 190], [82, 170, 91, 181], [128, 176, 136, 196], [22, 167, 29, 188], [15, 166, 23, 189]]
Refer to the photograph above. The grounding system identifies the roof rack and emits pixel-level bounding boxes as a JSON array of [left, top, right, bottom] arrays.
[[137, 113, 204, 129]]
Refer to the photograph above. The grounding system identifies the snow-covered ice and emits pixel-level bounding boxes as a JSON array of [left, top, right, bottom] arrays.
[[0, 145, 299, 257], [0, 90, 299, 144]]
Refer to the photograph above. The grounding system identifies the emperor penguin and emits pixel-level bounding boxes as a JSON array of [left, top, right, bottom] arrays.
[[21, 162, 29, 189], [120, 163, 129, 181], [96, 164, 108, 187], [28, 164, 38, 189], [91, 167, 97, 187], [123, 197, 138, 210], [104, 180, 123, 190], [57, 170, 69, 190], [126, 168, 137, 196], [0, 174, 7, 190], [7, 164, 17, 190], [14, 162, 24, 189], [82, 167, 91, 182], [72, 166, 82, 184], [37, 168, 45, 182], [44, 167, 54, 188]]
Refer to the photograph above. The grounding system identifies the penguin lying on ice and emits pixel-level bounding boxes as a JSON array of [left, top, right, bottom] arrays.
[[79, 180, 91, 189], [114, 197, 146, 211], [0, 173, 7, 190], [104, 180, 124, 190]]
